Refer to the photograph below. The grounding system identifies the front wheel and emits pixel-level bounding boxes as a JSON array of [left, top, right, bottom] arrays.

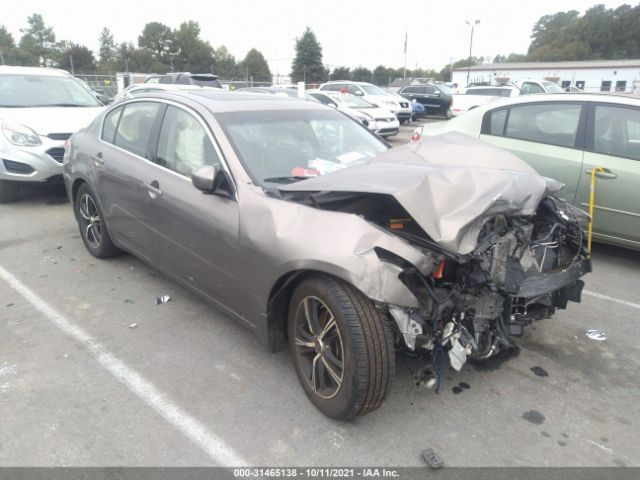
[[445, 108, 453, 119], [288, 275, 395, 419], [75, 183, 120, 258]]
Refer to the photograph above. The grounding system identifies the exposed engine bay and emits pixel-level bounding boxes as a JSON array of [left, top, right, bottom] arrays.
[[281, 189, 590, 383], [278, 133, 592, 387]]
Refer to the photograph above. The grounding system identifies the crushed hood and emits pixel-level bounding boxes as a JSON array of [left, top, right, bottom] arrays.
[[279, 132, 563, 255]]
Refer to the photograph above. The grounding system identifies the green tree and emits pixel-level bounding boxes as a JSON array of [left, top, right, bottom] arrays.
[[291, 27, 324, 83], [138, 22, 174, 64], [57, 43, 97, 72], [352, 66, 372, 82], [98, 27, 116, 71], [372, 65, 394, 85], [242, 48, 271, 83], [330, 66, 351, 81], [213, 45, 237, 78], [115, 42, 160, 73], [172, 21, 215, 72], [19, 13, 56, 65]]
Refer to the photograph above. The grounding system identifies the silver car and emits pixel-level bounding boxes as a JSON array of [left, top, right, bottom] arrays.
[[63, 91, 590, 418], [0, 66, 104, 202]]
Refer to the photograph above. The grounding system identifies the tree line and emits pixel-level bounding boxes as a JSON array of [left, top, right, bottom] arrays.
[[2, 4, 640, 85], [0, 14, 272, 82]]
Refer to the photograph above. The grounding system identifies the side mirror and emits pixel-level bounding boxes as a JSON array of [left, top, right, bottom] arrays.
[[353, 90, 364, 96], [434, 91, 442, 97], [192, 165, 234, 198]]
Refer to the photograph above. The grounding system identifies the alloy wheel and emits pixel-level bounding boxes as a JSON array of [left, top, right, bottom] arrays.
[[79, 193, 102, 249], [293, 296, 344, 399]]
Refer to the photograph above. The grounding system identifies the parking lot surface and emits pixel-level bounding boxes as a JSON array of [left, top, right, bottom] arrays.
[[1, 120, 639, 467]]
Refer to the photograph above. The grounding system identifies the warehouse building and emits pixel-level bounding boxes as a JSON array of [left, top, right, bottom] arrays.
[[452, 59, 640, 93]]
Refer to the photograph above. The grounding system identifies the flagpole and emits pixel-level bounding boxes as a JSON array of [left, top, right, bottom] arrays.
[[403, 31, 407, 78]]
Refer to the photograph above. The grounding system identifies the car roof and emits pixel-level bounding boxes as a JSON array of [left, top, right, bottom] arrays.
[[135, 90, 326, 113], [0, 66, 70, 77], [471, 92, 640, 111]]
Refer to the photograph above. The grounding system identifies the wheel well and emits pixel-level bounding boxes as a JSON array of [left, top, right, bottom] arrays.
[[71, 178, 87, 205], [267, 269, 348, 351]]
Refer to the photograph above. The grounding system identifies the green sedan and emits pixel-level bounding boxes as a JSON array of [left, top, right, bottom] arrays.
[[419, 93, 640, 251]]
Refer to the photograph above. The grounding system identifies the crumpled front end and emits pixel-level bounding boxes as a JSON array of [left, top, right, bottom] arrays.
[[384, 195, 590, 374]]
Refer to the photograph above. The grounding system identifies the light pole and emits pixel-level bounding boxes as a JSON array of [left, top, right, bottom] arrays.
[[465, 19, 480, 86]]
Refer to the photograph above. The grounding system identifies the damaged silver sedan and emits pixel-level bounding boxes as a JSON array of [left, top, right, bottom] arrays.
[[63, 91, 591, 419]]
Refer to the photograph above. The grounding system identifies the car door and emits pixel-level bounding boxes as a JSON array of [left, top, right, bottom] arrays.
[[95, 101, 163, 258], [479, 102, 586, 203], [575, 103, 640, 247], [142, 103, 242, 313], [419, 86, 442, 112]]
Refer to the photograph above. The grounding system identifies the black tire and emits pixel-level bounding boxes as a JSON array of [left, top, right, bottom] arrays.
[[399, 118, 406, 125], [0, 179, 19, 203], [445, 108, 453, 120], [74, 183, 120, 258], [288, 274, 395, 419]]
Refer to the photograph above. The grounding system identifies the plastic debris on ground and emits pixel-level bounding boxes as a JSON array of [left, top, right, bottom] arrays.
[[156, 295, 171, 305], [128, 323, 138, 329], [586, 329, 606, 341], [421, 448, 444, 469]]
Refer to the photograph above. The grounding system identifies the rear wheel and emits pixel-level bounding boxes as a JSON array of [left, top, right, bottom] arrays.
[[288, 275, 395, 419], [75, 183, 120, 258], [0, 180, 19, 203]]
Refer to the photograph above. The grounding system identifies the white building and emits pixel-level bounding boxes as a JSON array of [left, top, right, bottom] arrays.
[[452, 59, 640, 93]]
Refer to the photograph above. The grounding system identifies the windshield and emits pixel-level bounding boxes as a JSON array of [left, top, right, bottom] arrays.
[[216, 109, 388, 186], [360, 84, 386, 95], [543, 82, 564, 93], [330, 92, 375, 108], [0, 73, 102, 107]]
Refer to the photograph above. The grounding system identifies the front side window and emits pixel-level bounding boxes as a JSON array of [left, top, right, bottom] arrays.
[[593, 105, 640, 160], [156, 106, 220, 176], [113, 102, 161, 158], [216, 109, 388, 186]]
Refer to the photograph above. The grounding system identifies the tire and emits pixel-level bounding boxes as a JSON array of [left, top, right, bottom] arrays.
[[399, 119, 406, 125], [0, 179, 19, 203], [288, 274, 395, 419], [445, 108, 453, 120], [74, 183, 120, 258]]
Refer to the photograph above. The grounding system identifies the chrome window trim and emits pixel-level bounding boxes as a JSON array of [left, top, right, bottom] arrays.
[[98, 98, 238, 201]]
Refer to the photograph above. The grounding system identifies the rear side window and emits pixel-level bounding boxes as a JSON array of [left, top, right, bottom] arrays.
[[402, 86, 417, 94], [102, 106, 123, 144], [484, 103, 582, 148], [488, 109, 507, 136], [113, 102, 161, 158], [505, 103, 581, 147], [593, 105, 640, 160], [156, 106, 221, 177]]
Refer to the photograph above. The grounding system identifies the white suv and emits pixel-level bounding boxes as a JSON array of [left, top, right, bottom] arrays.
[[319, 81, 412, 124], [0, 66, 104, 202]]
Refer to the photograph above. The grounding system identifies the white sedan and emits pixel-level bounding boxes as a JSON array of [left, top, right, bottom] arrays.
[[308, 90, 400, 138]]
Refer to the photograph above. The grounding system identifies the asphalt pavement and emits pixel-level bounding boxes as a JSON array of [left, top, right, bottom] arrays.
[[1, 121, 639, 467]]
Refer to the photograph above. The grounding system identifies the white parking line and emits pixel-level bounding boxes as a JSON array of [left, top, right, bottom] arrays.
[[583, 290, 640, 310], [0, 264, 247, 467]]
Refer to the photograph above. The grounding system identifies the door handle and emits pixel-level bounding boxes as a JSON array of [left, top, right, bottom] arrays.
[[93, 152, 104, 165], [584, 168, 617, 179], [143, 181, 163, 198]]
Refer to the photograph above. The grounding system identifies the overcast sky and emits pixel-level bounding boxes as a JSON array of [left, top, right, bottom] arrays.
[[2, 0, 629, 76]]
